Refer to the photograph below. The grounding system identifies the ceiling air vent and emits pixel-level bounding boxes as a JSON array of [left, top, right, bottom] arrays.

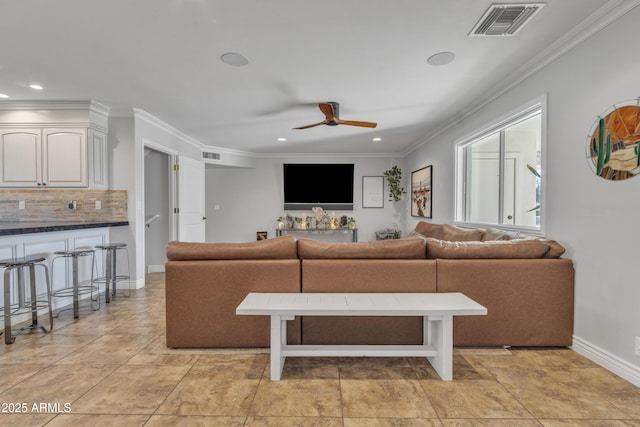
[[469, 3, 545, 37], [202, 152, 221, 160]]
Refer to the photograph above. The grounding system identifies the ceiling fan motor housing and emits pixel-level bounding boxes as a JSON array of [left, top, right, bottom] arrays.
[[327, 101, 340, 125]]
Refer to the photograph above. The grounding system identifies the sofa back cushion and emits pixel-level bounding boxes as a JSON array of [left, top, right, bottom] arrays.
[[426, 238, 551, 259], [298, 238, 426, 259], [166, 235, 298, 260]]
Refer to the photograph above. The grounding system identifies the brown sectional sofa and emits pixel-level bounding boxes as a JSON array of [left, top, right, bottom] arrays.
[[165, 223, 574, 348]]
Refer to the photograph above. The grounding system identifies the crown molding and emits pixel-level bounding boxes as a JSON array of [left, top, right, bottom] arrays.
[[132, 108, 255, 158], [255, 151, 404, 159], [405, 0, 640, 156], [0, 99, 109, 115]]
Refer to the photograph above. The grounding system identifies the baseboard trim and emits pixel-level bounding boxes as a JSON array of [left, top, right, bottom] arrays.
[[571, 335, 640, 387], [147, 265, 165, 274]]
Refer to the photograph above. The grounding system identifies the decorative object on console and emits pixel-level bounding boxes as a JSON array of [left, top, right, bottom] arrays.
[[362, 176, 384, 208], [383, 166, 406, 202], [586, 98, 640, 180], [411, 165, 432, 218], [348, 217, 356, 229], [277, 208, 355, 230], [256, 231, 268, 241], [375, 229, 402, 240]]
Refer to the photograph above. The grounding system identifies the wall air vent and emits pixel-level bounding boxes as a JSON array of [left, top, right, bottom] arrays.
[[469, 3, 545, 37], [202, 151, 221, 160]]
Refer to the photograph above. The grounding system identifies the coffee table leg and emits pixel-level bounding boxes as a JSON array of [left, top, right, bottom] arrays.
[[270, 315, 289, 381], [425, 315, 454, 381]]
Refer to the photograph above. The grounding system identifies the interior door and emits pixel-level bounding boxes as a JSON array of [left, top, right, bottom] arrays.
[[177, 155, 206, 242]]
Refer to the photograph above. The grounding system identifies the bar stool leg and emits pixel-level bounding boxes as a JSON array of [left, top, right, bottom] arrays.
[[38, 264, 53, 333], [28, 264, 39, 327], [105, 249, 112, 303], [111, 248, 117, 298], [72, 255, 79, 318], [3, 268, 13, 344]]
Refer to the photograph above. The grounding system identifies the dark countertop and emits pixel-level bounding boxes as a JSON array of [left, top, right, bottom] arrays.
[[0, 221, 130, 236]]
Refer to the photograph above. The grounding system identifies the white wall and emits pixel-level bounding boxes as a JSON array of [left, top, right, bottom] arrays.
[[205, 156, 407, 243], [107, 116, 138, 285], [406, 6, 640, 384]]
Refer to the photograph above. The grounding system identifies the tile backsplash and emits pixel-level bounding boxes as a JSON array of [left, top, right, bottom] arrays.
[[0, 189, 128, 222]]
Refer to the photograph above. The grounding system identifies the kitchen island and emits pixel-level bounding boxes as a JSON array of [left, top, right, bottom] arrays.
[[0, 220, 130, 315], [0, 220, 129, 236]]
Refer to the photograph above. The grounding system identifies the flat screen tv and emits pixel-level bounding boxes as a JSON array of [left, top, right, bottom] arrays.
[[283, 163, 354, 211]]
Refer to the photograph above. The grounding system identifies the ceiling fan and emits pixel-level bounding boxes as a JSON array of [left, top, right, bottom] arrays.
[[293, 102, 377, 129]]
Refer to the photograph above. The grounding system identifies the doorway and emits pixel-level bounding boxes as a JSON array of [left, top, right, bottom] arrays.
[[144, 147, 175, 273]]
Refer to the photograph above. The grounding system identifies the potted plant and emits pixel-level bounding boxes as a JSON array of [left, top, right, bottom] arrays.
[[384, 165, 406, 202]]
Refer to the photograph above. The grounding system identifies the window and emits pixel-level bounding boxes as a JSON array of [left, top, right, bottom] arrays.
[[455, 98, 544, 231]]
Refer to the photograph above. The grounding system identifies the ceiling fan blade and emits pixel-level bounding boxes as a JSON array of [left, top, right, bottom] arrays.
[[319, 103, 336, 121], [293, 120, 328, 130], [338, 119, 377, 128]]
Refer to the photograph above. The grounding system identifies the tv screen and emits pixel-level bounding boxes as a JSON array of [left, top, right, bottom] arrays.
[[283, 163, 354, 210]]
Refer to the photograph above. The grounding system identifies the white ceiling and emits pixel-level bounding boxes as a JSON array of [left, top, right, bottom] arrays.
[[0, 0, 630, 155]]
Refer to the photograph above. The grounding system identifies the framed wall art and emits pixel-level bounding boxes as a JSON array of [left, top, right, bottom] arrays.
[[411, 166, 432, 218], [586, 98, 640, 181], [362, 176, 384, 208]]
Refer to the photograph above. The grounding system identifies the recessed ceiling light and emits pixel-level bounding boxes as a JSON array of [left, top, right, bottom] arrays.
[[427, 51, 455, 66], [0, 93, 8, 99], [29, 84, 44, 90], [277, 137, 287, 142], [372, 137, 382, 142], [221, 52, 249, 67]]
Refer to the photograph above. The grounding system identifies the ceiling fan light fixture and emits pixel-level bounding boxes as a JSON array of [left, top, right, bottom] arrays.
[[221, 52, 249, 67], [427, 51, 456, 66]]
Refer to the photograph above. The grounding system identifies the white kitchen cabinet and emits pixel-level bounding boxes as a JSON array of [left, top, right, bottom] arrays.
[[42, 128, 87, 187], [0, 128, 42, 187], [0, 127, 106, 188], [88, 128, 108, 189]]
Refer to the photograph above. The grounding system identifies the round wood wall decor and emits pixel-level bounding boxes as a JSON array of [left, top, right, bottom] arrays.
[[586, 99, 640, 180]]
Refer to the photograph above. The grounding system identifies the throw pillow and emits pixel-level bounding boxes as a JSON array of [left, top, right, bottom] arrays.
[[414, 221, 443, 239], [426, 238, 551, 259], [440, 224, 485, 241]]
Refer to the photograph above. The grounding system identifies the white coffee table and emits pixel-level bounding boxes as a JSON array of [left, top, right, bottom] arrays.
[[236, 292, 487, 381]]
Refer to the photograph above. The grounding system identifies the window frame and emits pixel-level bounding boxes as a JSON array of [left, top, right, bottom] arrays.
[[454, 95, 547, 235]]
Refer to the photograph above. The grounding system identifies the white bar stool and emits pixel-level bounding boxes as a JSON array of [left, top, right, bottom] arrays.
[[50, 248, 99, 318], [0, 255, 53, 344]]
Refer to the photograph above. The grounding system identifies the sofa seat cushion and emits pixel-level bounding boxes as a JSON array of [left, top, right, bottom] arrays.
[[166, 235, 298, 260], [298, 238, 426, 259], [426, 238, 551, 259]]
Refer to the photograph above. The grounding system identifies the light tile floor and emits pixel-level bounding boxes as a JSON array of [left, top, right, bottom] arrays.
[[0, 273, 639, 426]]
